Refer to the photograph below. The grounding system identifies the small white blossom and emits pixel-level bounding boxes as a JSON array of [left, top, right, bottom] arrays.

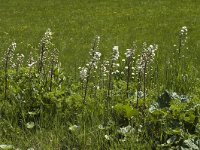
[[86, 63, 89, 67], [105, 134, 111, 140], [116, 64, 119, 67], [115, 70, 119, 73], [69, 125, 80, 132], [28, 62, 36, 68], [98, 124, 104, 130], [118, 125, 134, 134], [136, 90, 144, 99], [0, 145, 15, 149], [105, 60, 109, 64]]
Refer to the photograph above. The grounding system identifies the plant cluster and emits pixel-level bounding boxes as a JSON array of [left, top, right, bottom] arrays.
[[0, 27, 199, 150]]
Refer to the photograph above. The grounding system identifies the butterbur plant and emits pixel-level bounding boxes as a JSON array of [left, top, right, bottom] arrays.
[[27, 51, 37, 75], [38, 28, 53, 74], [49, 48, 59, 92], [37, 28, 61, 93], [80, 36, 101, 104], [177, 26, 189, 93], [2, 42, 16, 100], [136, 43, 158, 107], [107, 46, 119, 99], [168, 26, 195, 94], [124, 43, 136, 98], [178, 26, 188, 54], [99, 60, 109, 89], [25, 51, 36, 100], [15, 53, 24, 75], [173, 26, 188, 79]]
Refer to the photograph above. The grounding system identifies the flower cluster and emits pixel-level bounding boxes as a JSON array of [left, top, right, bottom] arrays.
[[69, 124, 80, 132], [14, 53, 24, 70], [101, 60, 109, 77], [110, 46, 120, 75], [125, 48, 135, 58], [41, 28, 53, 45], [180, 26, 188, 35], [137, 44, 158, 74], [88, 51, 101, 69], [28, 52, 37, 68], [79, 67, 88, 81], [117, 125, 135, 142], [88, 36, 102, 69], [6, 42, 16, 59], [180, 26, 188, 46], [124, 45, 136, 79], [118, 125, 134, 135], [112, 46, 119, 61], [2, 42, 16, 68], [79, 36, 102, 81], [38, 28, 54, 73], [50, 48, 59, 69]]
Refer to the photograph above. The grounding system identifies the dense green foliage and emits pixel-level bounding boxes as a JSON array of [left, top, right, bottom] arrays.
[[0, 27, 199, 149]]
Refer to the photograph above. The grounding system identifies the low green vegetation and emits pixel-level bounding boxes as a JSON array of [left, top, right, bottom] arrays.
[[0, 27, 199, 149], [0, 0, 200, 149]]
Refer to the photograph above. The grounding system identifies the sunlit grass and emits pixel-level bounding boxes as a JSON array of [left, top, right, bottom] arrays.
[[0, 0, 200, 67]]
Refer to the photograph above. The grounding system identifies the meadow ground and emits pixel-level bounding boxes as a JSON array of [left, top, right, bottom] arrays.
[[0, 0, 200, 149]]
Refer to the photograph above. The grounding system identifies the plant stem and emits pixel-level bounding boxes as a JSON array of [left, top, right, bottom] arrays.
[[143, 62, 147, 107]]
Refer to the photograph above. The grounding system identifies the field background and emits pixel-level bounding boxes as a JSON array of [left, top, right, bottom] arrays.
[[0, 0, 200, 149], [0, 0, 200, 68]]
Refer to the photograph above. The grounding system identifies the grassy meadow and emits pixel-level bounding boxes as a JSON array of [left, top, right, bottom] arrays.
[[0, 0, 200, 149], [0, 0, 200, 65]]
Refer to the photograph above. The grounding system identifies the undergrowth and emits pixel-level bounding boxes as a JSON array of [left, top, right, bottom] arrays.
[[0, 27, 199, 150]]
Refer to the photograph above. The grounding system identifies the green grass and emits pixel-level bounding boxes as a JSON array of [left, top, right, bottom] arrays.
[[0, 0, 200, 67], [0, 0, 200, 149]]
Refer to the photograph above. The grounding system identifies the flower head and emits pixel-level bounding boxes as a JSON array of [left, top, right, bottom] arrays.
[[180, 26, 188, 46], [137, 44, 158, 73], [112, 46, 119, 61], [125, 48, 135, 58], [41, 28, 53, 44], [80, 67, 88, 80]]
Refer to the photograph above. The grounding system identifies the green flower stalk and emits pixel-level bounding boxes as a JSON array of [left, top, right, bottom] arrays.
[[124, 43, 136, 98], [80, 36, 101, 104], [136, 43, 158, 107], [3, 42, 16, 100], [107, 46, 119, 99], [38, 28, 53, 74]]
